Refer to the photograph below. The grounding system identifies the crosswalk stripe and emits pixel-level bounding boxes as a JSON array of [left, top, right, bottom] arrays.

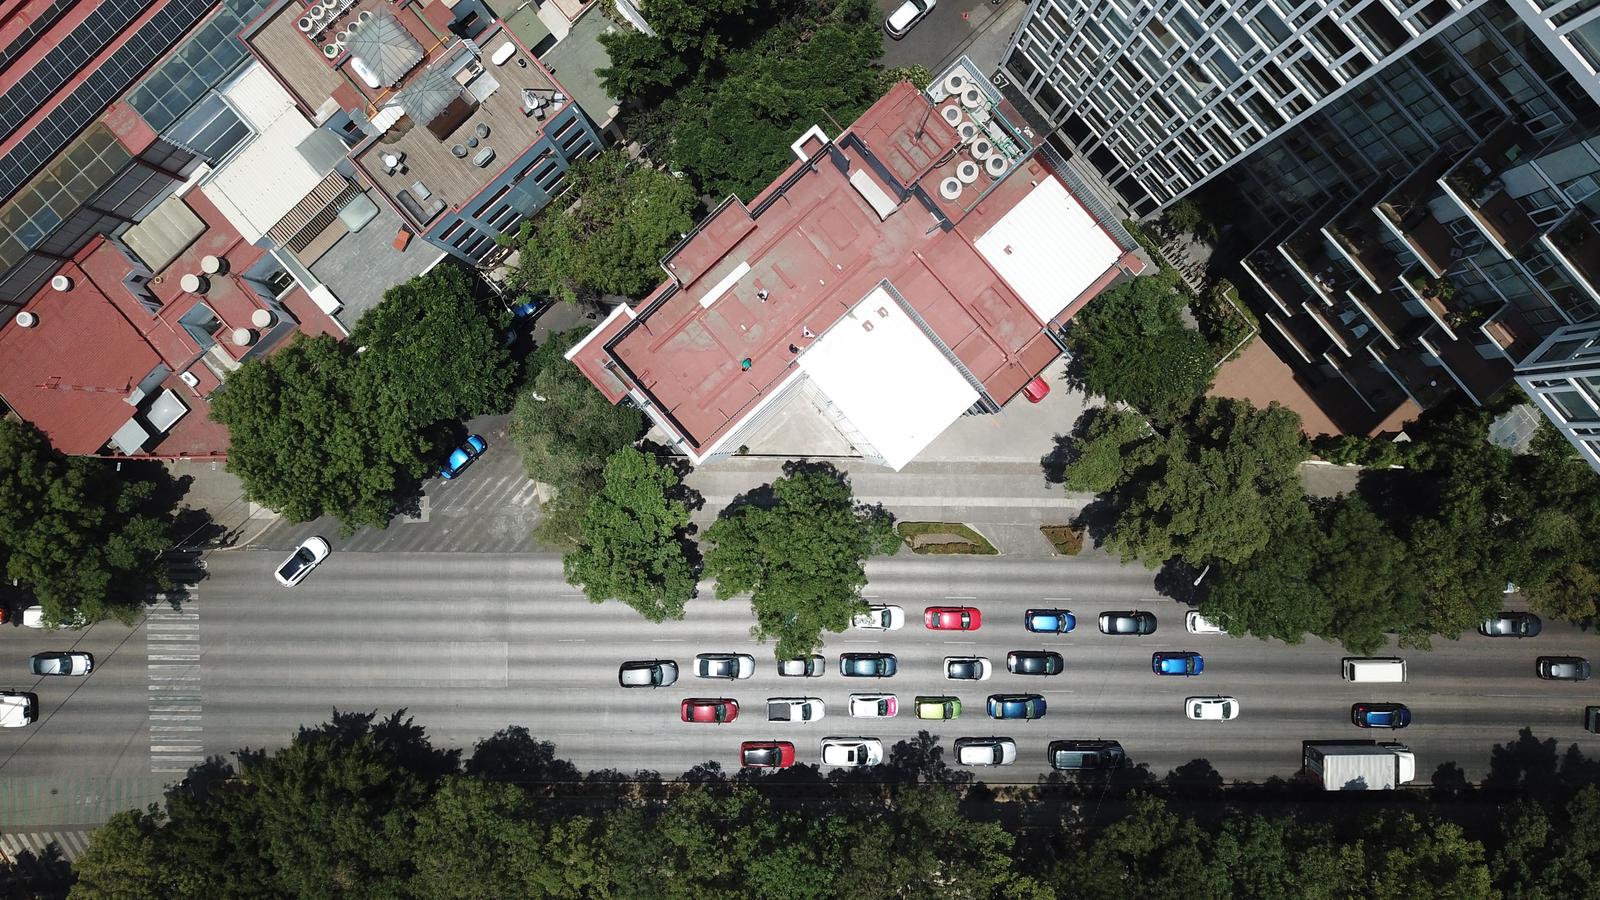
[[146, 593, 202, 774]]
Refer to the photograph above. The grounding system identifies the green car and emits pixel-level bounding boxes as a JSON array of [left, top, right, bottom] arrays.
[[915, 696, 962, 720]]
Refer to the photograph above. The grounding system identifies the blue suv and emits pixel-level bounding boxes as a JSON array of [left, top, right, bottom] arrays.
[[440, 434, 487, 479], [1352, 703, 1411, 728], [987, 693, 1047, 720], [1153, 651, 1204, 676], [1025, 608, 1076, 634]]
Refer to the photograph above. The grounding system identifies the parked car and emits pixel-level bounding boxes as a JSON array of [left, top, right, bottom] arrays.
[[777, 655, 825, 677], [1185, 611, 1227, 635], [915, 696, 963, 720], [1537, 656, 1591, 681], [680, 698, 738, 723], [740, 740, 796, 769], [1351, 702, 1410, 728], [1024, 608, 1075, 634], [944, 656, 992, 681], [852, 605, 905, 631], [955, 737, 1017, 766], [274, 536, 330, 587], [1153, 651, 1204, 676], [1587, 706, 1600, 734], [840, 653, 897, 678], [19, 606, 86, 630], [1006, 650, 1064, 676], [1022, 375, 1051, 403], [767, 697, 826, 723], [1048, 740, 1126, 771], [618, 659, 679, 688], [924, 606, 982, 631], [1185, 696, 1239, 721], [820, 736, 883, 767], [849, 693, 898, 718], [987, 693, 1046, 720], [0, 691, 38, 728], [439, 434, 487, 480], [1479, 612, 1542, 638], [695, 653, 756, 680], [1098, 611, 1157, 635], [28, 651, 93, 676], [883, 0, 934, 39]]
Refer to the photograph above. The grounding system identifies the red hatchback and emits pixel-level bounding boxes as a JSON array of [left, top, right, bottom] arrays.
[[681, 698, 738, 724], [740, 740, 797, 768], [924, 606, 983, 631]]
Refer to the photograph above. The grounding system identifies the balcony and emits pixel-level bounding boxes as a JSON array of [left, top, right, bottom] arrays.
[[1400, 266, 1469, 340], [1370, 341, 1452, 409], [1243, 249, 1313, 317], [1347, 283, 1423, 350], [1420, 325, 1512, 405], [1440, 123, 1542, 257], [1546, 212, 1600, 299], [1483, 305, 1542, 364], [1375, 148, 1460, 276], [1326, 181, 1402, 290], [1283, 223, 1363, 306]]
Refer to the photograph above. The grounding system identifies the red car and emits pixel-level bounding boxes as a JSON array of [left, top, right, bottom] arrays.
[[740, 740, 796, 768], [680, 698, 738, 724], [924, 606, 983, 631], [1023, 375, 1051, 403]]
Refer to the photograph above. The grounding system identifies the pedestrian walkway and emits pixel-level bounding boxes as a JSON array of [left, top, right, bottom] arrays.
[[148, 552, 204, 774], [1, 828, 89, 891]]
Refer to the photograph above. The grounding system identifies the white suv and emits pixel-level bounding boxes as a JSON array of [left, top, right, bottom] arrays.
[[275, 537, 330, 586], [851, 605, 905, 631]]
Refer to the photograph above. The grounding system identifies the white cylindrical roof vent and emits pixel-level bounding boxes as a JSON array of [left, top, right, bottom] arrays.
[[941, 104, 962, 127], [956, 159, 980, 184], [231, 327, 256, 347], [296, 16, 313, 30], [961, 85, 983, 109], [50, 274, 73, 292], [180, 273, 208, 294], [986, 154, 1009, 178], [939, 177, 962, 201], [944, 72, 968, 96], [251, 308, 275, 329], [15, 311, 37, 328], [970, 137, 993, 160], [957, 121, 978, 143]]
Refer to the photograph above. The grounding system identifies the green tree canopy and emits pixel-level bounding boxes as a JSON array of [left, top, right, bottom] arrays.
[[702, 462, 898, 658], [563, 447, 698, 621], [0, 419, 170, 624], [213, 266, 514, 532], [597, 0, 790, 104], [1066, 270, 1216, 419], [509, 150, 697, 303], [1061, 405, 1155, 493]]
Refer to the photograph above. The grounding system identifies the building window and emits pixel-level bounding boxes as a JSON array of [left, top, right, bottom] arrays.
[[1548, 388, 1598, 422]]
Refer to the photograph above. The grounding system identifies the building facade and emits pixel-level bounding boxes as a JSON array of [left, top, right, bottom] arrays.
[[1516, 320, 1600, 466]]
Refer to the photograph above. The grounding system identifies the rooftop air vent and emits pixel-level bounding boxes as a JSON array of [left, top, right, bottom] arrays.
[[50, 274, 72, 292], [941, 104, 963, 128], [957, 121, 978, 143], [944, 72, 968, 96], [15, 311, 37, 328], [985, 154, 1009, 178], [956, 159, 980, 184], [960, 85, 983, 109], [970, 137, 993, 160], [939, 177, 962, 201]]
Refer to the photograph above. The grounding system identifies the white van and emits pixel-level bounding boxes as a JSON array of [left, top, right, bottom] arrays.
[[1342, 657, 1406, 683]]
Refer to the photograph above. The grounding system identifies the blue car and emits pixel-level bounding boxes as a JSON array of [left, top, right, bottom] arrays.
[[1153, 651, 1203, 676], [1351, 703, 1411, 728], [440, 434, 487, 479], [987, 693, 1047, 720], [1025, 608, 1076, 634]]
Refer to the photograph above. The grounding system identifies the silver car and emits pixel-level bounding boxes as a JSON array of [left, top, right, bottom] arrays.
[[778, 655, 825, 677], [695, 653, 756, 680], [820, 736, 883, 767], [28, 651, 93, 676], [618, 660, 679, 688]]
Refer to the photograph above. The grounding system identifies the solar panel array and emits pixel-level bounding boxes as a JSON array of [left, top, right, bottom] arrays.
[[0, 0, 217, 203], [0, 0, 157, 137], [0, 0, 79, 74]]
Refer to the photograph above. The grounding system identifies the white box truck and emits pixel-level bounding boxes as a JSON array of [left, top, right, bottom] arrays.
[[1303, 742, 1415, 790]]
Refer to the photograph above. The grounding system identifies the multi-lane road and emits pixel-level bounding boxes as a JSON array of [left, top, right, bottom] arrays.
[[5, 547, 1595, 831]]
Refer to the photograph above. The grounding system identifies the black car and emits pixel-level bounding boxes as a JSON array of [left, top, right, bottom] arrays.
[[1006, 650, 1064, 676], [1047, 740, 1126, 771], [839, 653, 897, 678], [1586, 706, 1600, 734], [1537, 656, 1592, 681], [1479, 612, 1542, 638], [1098, 611, 1157, 635]]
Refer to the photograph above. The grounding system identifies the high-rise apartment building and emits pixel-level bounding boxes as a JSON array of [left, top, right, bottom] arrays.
[[1002, 1, 1600, 464], [1516, 320, 1600, 466]]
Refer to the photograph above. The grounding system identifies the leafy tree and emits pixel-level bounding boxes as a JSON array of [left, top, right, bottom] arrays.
[[1524, 561, 1600, 622], [72, 809, 171, 899], [1494, 786, 1600, 899], [1364, 814, 1494, 900], [508, 329, 646, 537], [1059, 792, 1228, 899], [877, 64, 931, 94], [0, 419, 170, 624], [1067, 270, 1215, 419], [597, 0, 790, 103], [563, 448, 698, 622], [702, 462, 898, 657], [509, 150, 697, 303], [1106, 398, 1307, 567], [1062, 406, 1153, 493], [1162, 198, 1204, 235]]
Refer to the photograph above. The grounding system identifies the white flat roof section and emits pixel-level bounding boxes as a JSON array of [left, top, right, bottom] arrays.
[[201, 65, 327, 243], [973, 176, 1122, 324], [800, 285, 979, 470]]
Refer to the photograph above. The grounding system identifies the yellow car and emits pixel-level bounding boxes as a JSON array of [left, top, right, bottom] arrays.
[[915, 696, 962, 720]]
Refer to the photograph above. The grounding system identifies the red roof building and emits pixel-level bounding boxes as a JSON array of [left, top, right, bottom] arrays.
[[568, 67, 1143, 469]]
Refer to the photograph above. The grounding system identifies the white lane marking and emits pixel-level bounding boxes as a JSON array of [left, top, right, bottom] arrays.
[[944, 596, 978, 600]]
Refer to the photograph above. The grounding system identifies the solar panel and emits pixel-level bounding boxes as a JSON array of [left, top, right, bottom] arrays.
[[0, 0, 156, 136], [0, 0, 78, 73]]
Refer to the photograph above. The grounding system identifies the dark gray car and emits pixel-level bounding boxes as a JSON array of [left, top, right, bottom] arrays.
[[1048, 739, 1126, 771], [839, 653, 897, 678], [1537, 656, 1591, 681], [1479, 612, 1542, 638], [1006, 651, 1064, 675], [1098, 611, 1157, 635]]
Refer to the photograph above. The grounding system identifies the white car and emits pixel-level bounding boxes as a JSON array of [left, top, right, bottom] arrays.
[[767, 697, 826, 723], [777, 654, 825, 677], [1186, 696, 1240, 721], [944, 656, 992, 681], [884, 0, 934, 39], [820, 736, 883, 768], [695, 653, 756, 680], [955, 737, 1017, 766], [1185, 611, 1227, 635], [274, 536, 330, 587], [0, 691, 37, 728], [851, 605, 905, 631], [20, 606, 86, 629], [29, 651, 93, 676], [849, 693, 898, 718]]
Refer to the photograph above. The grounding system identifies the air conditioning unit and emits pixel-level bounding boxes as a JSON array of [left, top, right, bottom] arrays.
[[939, 177, 963, 201], [15, 311, 37, 327], [941, 103, 963, 128], [956, 160, 980, 184], [944, 72, 968, 96]]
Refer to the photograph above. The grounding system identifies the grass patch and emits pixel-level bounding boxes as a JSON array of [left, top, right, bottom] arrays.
[[896, 522, 999, 556], [1039, 525, 1085, 556]]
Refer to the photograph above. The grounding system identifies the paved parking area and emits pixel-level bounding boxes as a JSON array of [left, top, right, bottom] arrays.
[[878, 0, 1027, 75]]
